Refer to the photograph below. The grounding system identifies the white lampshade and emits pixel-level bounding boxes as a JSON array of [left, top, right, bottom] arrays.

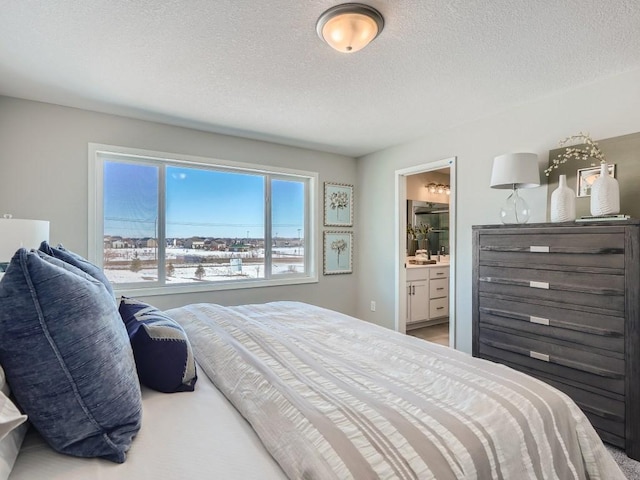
[[316, 4, 384, 53], [490, 153, 540, 189], [490, 153, 539, 224], [0, 217, 50, 263]]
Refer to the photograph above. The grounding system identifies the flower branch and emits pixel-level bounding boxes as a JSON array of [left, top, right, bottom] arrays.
[[544, 132, 606, 177]]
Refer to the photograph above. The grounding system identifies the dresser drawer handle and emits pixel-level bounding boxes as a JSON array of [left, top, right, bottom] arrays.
[[435, 272, 445, 276], [436, 306, 445, 310], [530, 351, 550, 362], [530, 316, 550, 326], [529, 281, 549, 289], [530, 246, 550, 253], [436, 287, 444, 291]]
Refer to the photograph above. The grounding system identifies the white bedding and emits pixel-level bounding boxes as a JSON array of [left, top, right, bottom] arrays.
[[8, 364, 285, 480], [7, 300, 625, 479], [170, 301, 625, 480]]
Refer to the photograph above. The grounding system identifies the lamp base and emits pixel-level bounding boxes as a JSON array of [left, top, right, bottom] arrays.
[[500, 189, 531, 224]]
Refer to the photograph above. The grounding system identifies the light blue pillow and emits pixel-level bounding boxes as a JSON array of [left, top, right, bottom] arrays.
[[0, 249, 141, 463]]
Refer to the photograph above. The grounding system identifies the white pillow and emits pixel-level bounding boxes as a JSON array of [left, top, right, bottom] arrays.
[[0, 366, 28, 480], [0, 423, 27, 480], [0, 366, 9, 397], [0, 392, 26, 442]]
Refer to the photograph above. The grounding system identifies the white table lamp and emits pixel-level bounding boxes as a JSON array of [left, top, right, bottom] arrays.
[[490, 153, 540, 224], [0, 215, 50, 277]]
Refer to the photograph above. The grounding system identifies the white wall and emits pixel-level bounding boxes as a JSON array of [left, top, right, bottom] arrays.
[[0, 96, 358, 313], [356, 68, 640, 353]]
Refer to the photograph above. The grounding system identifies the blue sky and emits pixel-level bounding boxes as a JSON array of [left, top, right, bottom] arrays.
[[104, 162, 304, 239]]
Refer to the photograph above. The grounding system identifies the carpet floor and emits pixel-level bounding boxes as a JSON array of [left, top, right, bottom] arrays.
[[607, 445, 640, 479]]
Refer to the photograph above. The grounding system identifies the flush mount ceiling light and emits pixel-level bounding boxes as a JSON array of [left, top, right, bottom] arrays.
[[316, 3, 384, 53]]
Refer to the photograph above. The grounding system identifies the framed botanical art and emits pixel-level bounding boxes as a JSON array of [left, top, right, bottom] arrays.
[[576, 164, 615, 197], [323, 231, 353, 275], [324, 182, 353, 227]]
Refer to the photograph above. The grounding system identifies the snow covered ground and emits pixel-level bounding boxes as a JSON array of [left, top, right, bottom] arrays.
[[104, 246, 304, 284]]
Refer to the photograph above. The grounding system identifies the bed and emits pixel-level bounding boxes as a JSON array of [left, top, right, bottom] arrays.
[[9, 365, 285, 480], [0, 246, 625, 479], [7, 299, 624, 479]]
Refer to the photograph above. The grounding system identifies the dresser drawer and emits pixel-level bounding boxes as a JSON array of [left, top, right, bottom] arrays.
[[406, 267, 428, 281], [478, 297, 624, 353], [478, 231, 624, 252], [429, 278, 448, 298], [429, 297, 448, 319], [479, 265, 624, 293], [542, 376, 625, 441], [429, 267, 448, 280], [478, 231, 625, 271], [478, 265, 625, 312], [484, 356, 625, 447], [479, 327, 624, 395], [479, 250, 624, 271]]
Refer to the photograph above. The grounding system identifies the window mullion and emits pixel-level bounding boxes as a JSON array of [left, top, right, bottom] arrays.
[[157, 164, 166, 284], [264, 175, 272, 279], [304, 177, 311, 275]]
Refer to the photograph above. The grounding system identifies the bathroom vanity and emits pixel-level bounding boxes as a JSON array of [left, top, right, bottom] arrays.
[[406, 263, 449, 328]]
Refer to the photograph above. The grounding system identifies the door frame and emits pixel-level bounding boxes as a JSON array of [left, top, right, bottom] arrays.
[[394, 157, 457, 348]]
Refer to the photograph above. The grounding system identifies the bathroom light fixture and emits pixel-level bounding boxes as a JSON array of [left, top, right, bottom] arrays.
[[426, 183, 451, 195], [316, 3, 384, 53], [490, 153, 540, 224]]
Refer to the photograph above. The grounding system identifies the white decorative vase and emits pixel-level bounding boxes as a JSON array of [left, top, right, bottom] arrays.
[[550, 174, 576, 222], [590, 164, 620, 216]]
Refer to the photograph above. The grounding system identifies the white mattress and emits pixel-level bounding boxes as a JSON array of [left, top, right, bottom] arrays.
[[8, 366, 286, 480]]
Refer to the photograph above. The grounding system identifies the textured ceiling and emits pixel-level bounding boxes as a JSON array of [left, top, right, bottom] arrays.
[[1, 1, 640, 157]]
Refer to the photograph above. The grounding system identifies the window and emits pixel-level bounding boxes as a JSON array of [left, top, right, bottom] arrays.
[[89, 144, 317, 295]]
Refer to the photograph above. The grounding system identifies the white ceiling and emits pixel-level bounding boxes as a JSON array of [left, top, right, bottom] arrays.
[[2, 1, 640, 157]]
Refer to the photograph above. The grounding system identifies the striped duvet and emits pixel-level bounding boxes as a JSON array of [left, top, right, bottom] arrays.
[[168, 301, 624, 480]]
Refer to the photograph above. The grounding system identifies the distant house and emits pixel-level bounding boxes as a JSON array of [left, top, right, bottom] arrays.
[[205, 239, 227, 251], [229, 242, 249, 252], [104, 236, 127, 248], [146, 238, 157, 248], [184, 238, 205, 249]]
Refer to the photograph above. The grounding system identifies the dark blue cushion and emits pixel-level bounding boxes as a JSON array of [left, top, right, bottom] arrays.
[[0, 249, 141, 463], [119, 297, 197, 393], [38, 241, 115, 301]]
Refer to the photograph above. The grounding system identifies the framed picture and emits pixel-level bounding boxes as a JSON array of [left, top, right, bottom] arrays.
[[577, 164, 615, 197], [324, 182, 353, 226], [323, 231, 353, 275]]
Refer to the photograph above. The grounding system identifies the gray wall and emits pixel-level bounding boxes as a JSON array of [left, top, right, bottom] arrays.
[[355, 68, 640, 353], [546, 131, 640, 219], [0, 96, 358, 313], [3, 66, 640, 349]]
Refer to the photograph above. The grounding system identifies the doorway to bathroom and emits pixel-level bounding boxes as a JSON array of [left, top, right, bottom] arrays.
[[394, 157, 456, 348]]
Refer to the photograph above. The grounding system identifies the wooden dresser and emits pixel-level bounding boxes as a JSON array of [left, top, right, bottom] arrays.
[[472, 221, 640, 460]]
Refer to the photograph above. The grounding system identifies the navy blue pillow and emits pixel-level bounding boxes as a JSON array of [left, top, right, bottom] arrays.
[[0, 249, 141, 463], [38, 241, 115, 301], [119, 297, 197, 393]]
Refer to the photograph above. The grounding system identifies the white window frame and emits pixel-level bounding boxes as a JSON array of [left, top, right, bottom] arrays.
[[88, 143, 318, 297]]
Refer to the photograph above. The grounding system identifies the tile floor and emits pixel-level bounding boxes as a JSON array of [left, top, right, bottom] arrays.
[[408, 322, 449, 346]]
